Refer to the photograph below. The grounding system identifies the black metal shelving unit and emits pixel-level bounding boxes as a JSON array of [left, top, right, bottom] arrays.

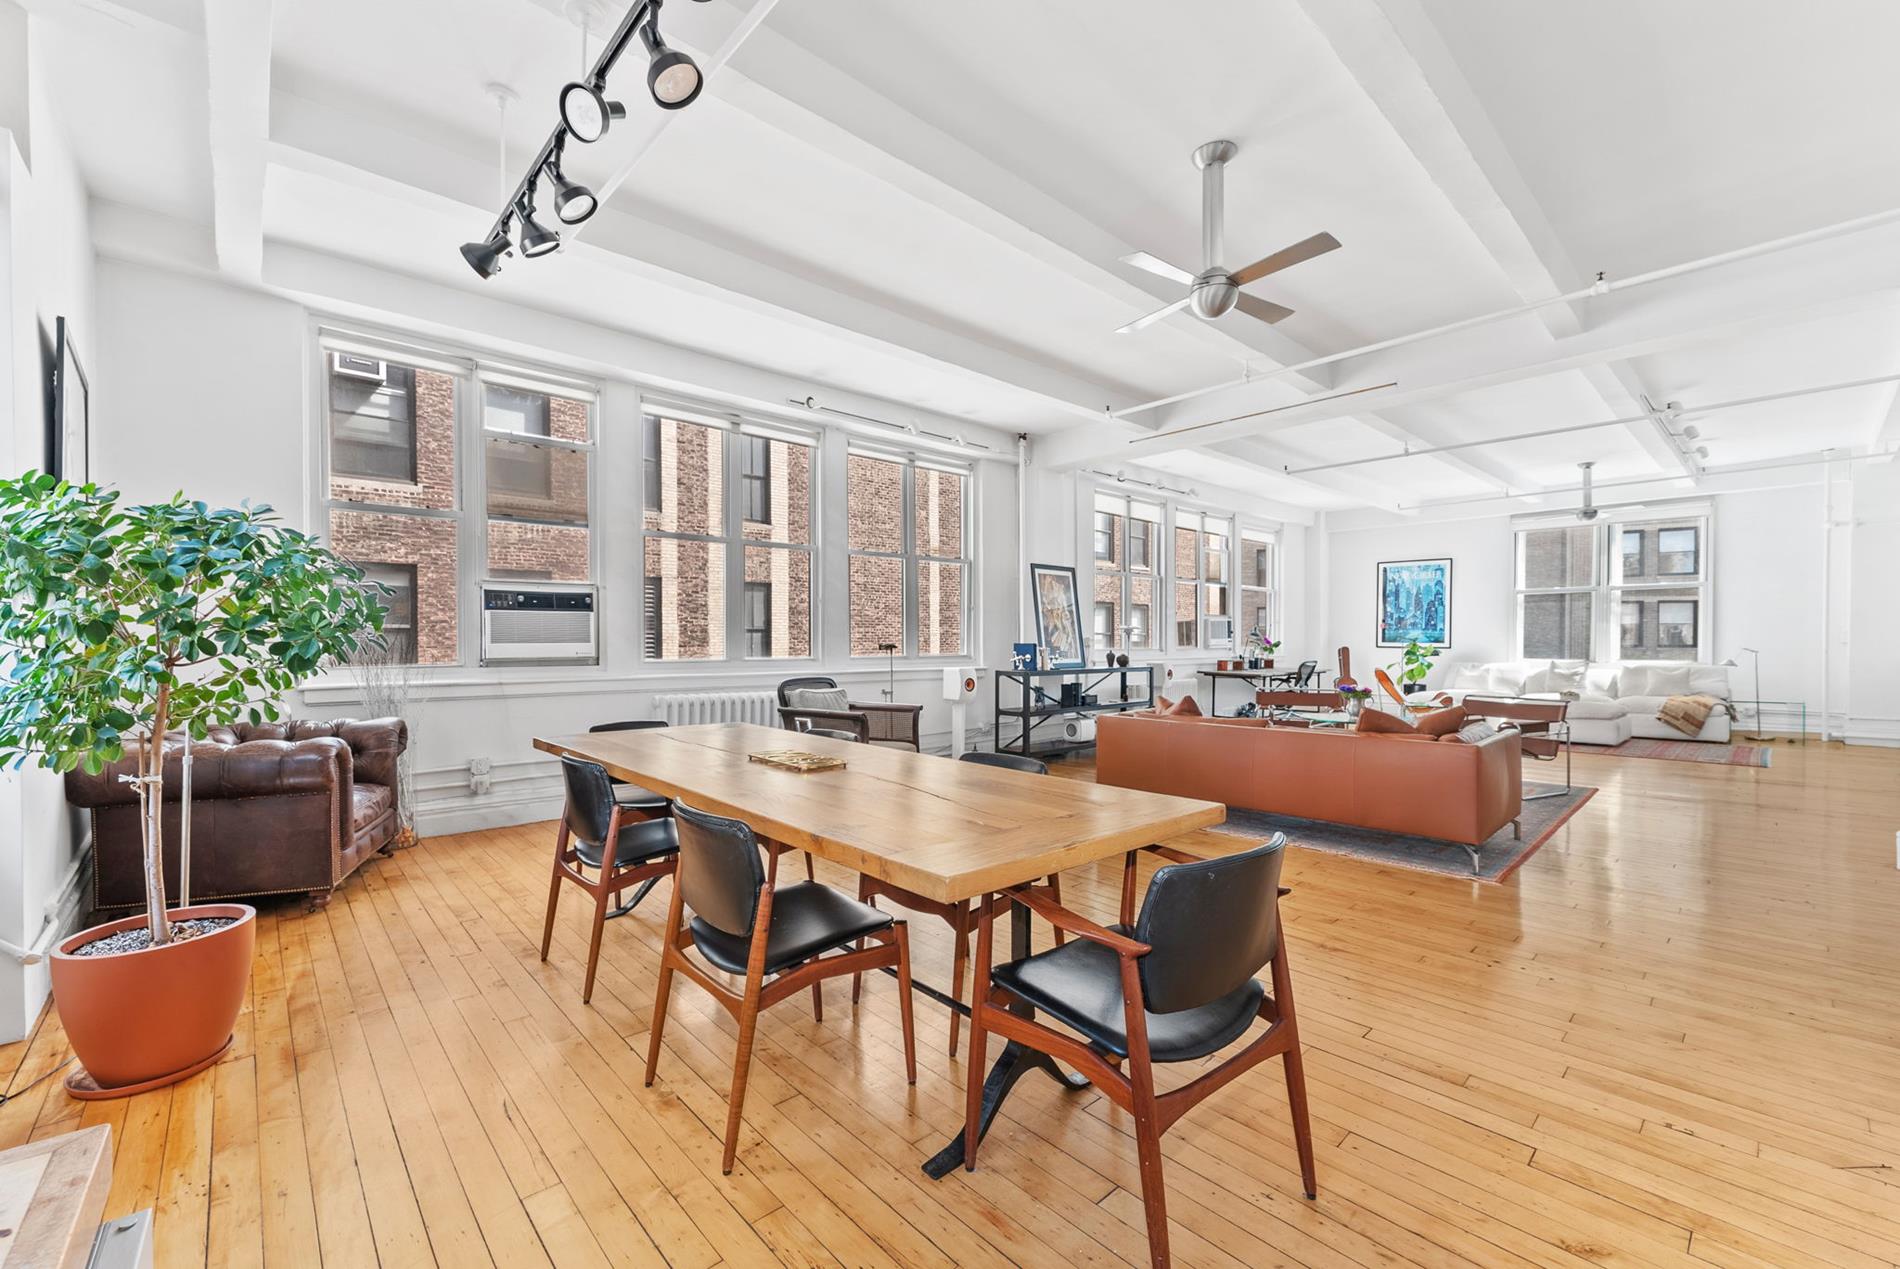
[[994, 665, 1155, 757]]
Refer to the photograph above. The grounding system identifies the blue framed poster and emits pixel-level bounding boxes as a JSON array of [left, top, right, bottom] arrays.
[[1377, 557, 1452, 648]]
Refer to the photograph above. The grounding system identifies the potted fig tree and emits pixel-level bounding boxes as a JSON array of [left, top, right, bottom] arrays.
[[0, 473, 383, 1097]]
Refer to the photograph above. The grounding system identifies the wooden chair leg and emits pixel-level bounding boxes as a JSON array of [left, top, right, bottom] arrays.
[[539, 854, 564, 963], [644, 886, 688, 1088], [811, 981, 824, 1022], [722, 982, 764, 1175], [581, 885, 611, 1005], [1127, 1039, 1169, 1265], [851, 877, 873, 1005], [803, 852, 815, 881], [1284, 1036, 1318, 1200], [962, 899, 996, 1171], [892, 922, 917, 1084], [1046, 873, 1065, 945], [948, 921, 969, 1057]]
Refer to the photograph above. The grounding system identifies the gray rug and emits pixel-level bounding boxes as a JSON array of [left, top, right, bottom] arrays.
[[1206, 782, 1597, 882]]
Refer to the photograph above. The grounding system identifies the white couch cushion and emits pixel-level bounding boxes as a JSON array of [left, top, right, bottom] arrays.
[[1563, 697, 1627, 722], [1483, 666, 1527, 696], [1444, 664, 1490, 691], [1582, 664, 1621, 699], [1547, 662, 1586, 696], [1644, 664, 1696, 697], [1688, 665, 1731, 698]]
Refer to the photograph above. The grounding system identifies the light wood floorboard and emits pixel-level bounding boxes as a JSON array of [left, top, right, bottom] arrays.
[[2, 738, 1896, 1267]]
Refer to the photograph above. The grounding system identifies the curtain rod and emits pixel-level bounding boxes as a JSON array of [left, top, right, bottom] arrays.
[[787, 396, 994, 452]]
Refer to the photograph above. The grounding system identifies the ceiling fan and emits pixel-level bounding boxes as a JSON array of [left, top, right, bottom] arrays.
[[1574, 461, 1647, 521], [1116, 139, 1340, 335]]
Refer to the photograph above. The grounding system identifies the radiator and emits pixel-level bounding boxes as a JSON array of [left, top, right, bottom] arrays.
[[655, 690, 779, 728]]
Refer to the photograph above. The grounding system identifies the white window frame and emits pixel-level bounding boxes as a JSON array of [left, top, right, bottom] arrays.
[[638, 398, 822, 666], [846, 444, 973, 660], [1237, 524, 1280, 642], [1512, 505, 1714, 663], [1091, 490, 1163, 656], [477, 364, 599, 586]]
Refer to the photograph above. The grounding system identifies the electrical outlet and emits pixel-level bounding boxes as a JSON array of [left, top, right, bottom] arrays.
[[468, 756, 492, 776], [470, 775, 493, 796]]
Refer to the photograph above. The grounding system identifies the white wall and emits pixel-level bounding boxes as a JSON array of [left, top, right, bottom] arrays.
[[0, 1, 96, 1041], [1847, 461, 1900, 744], [1322, 480, 1849, 734], [91, 255, 1023, 835]]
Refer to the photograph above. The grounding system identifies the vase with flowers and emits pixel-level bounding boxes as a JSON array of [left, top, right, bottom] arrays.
[[1336, 683, 1373, 719], [1244, 627, 1280, 670]]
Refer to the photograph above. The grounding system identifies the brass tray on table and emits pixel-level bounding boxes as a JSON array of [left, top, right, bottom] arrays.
[[747, 749, 848, 773]]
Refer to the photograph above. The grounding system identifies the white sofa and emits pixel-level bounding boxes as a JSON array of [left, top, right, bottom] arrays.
[[1429, 659, 1733, 745]]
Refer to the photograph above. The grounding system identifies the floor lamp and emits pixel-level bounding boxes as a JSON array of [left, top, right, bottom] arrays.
[[1725, 648, 1765, 741]]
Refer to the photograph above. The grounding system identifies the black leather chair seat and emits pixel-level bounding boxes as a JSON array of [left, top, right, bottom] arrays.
[[990, 928, 1266, 1062], [611, 782, 670, 813], [690, 881, 894, 975], [572, 818, 679, 871]]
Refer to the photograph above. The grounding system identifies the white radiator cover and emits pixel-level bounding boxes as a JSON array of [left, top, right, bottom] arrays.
[[655, 691, 779, 728]]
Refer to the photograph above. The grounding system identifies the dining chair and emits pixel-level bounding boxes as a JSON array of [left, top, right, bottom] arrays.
[[965, 834, 1316, 1268], [588, 721, 677, 917], [777, 675, 923, 749], [539, 756, 681, 1004], [849, 749, 1063, 1057], [645, 801, 916, 1173]]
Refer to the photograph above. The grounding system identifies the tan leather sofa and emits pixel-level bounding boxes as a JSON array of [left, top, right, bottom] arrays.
[[66, 719, 409, 911], [1096, 712, 1522, 848]]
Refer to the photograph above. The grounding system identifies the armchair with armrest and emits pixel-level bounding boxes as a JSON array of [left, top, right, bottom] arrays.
[[963, 834, 1315, 1268], [776, 676, 922, 750]]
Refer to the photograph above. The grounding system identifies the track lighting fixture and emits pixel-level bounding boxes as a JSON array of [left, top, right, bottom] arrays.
[[516, 195, 562, 257], [546, 151, 598, 224], [640, 10, 702, 108], [459, 226, 512, 278], [559, 79, 627, 142], [460, 0, 712, 277]]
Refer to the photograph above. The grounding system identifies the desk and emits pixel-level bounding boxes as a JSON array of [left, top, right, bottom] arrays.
[[532, 723, 1226, 1174]]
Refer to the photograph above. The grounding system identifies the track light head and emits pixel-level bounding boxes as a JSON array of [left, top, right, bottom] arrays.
[[460, 224, 512, 278], [1679, 424, 1701, 441], [559, 78, 626, 142], [516, 196, 561, 257], [640, 17, 702, 109], [546, 155, 598, 225]]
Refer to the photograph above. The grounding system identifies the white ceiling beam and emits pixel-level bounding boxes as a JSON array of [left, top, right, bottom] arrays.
[[1034, 213, 1900, 466], [1293, 0, 1694, 478], [706, 20, 1337, 394], [267, 86, 1129, 423], [1872, 380, 1900, 449], [202, 0, 271, 282]]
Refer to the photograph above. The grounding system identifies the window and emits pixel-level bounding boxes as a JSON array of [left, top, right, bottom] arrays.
[[1621, 529, 1645, 578], [1174, 511, 1201, 648], [1203, 518, 1232, 647], [1613, 514, 1709, 661], [358, 563, 418, 664], [325, 345, 461, 665], [483, 378, 593, 583], [1094, 492, 1160, 653], [1093, 510, 1118, 562], [1239, 530, 1277, 637], [847, 450, 969, 657], [744, 582, 772, 658], [1515, 523, 1597, 660], [1174, 510, 1234, 649], [642, 410, 726, 661], [641, 409, 816, 662], [740, 434, 772, 524], [1658, 527, 1699, 575], [1517, 511, 1711, 662]]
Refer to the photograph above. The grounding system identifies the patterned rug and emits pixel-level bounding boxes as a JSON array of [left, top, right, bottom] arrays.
[[1208, 782, 1596, 883], [1598, 737, 1772, 768]]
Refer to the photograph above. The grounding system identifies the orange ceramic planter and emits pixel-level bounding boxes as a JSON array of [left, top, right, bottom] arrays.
[[49, 903, 255, 1098]]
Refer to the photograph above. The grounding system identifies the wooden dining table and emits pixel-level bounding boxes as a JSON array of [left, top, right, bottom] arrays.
[[532, 722, 1227, 1176]]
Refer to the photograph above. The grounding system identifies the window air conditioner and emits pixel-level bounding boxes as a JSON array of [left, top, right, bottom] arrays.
[[331, 351, 388, 383], [481, 583, 599, 665]]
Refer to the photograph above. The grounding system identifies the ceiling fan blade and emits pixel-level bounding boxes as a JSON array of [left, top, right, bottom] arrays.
[[1234, 292, 1296, 325], [1115, 296, 1191, 335], [1119, 251, 1196, 285], [1230, 231, 1341, 287]]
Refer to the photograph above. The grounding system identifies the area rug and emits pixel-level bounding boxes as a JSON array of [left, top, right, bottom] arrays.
[[1207, 782, 1597, 883], [1598, 737, 1772, 768]]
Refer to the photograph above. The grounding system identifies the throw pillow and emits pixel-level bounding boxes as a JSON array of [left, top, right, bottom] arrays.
[[1582, 664, 1621, 699], [1441, 720, 1499, 744], [1414, 706, 1466, 737], [1646, 664, 1694, 697], [1165, 694, 1203, 716], [786, 686, 851, 714], [1547, 663, 1586, 697], [1355, 708, 1417, 736], [1445, 664, 1489, 691], [1483, 667, 1526, 696]]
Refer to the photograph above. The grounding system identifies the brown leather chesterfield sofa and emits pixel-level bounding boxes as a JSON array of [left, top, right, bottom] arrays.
[[1096, 711, 1521, 865], [66, 718, 409, 912]]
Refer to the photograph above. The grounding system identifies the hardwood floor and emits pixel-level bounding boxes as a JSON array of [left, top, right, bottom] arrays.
[[3, 739, 1898, 1267]]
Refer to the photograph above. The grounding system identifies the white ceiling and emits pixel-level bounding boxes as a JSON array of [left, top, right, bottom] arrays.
[[38, 0, 1900, 511]]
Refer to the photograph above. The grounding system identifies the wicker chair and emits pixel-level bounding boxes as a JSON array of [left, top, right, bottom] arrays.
[[776, 676, 922, 750]]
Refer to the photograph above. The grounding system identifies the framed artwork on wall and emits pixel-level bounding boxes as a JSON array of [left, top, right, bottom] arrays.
[[1030, 562, 1087, 669], [1377, 557, 1452, 648], [50, 317, 90, 483]]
